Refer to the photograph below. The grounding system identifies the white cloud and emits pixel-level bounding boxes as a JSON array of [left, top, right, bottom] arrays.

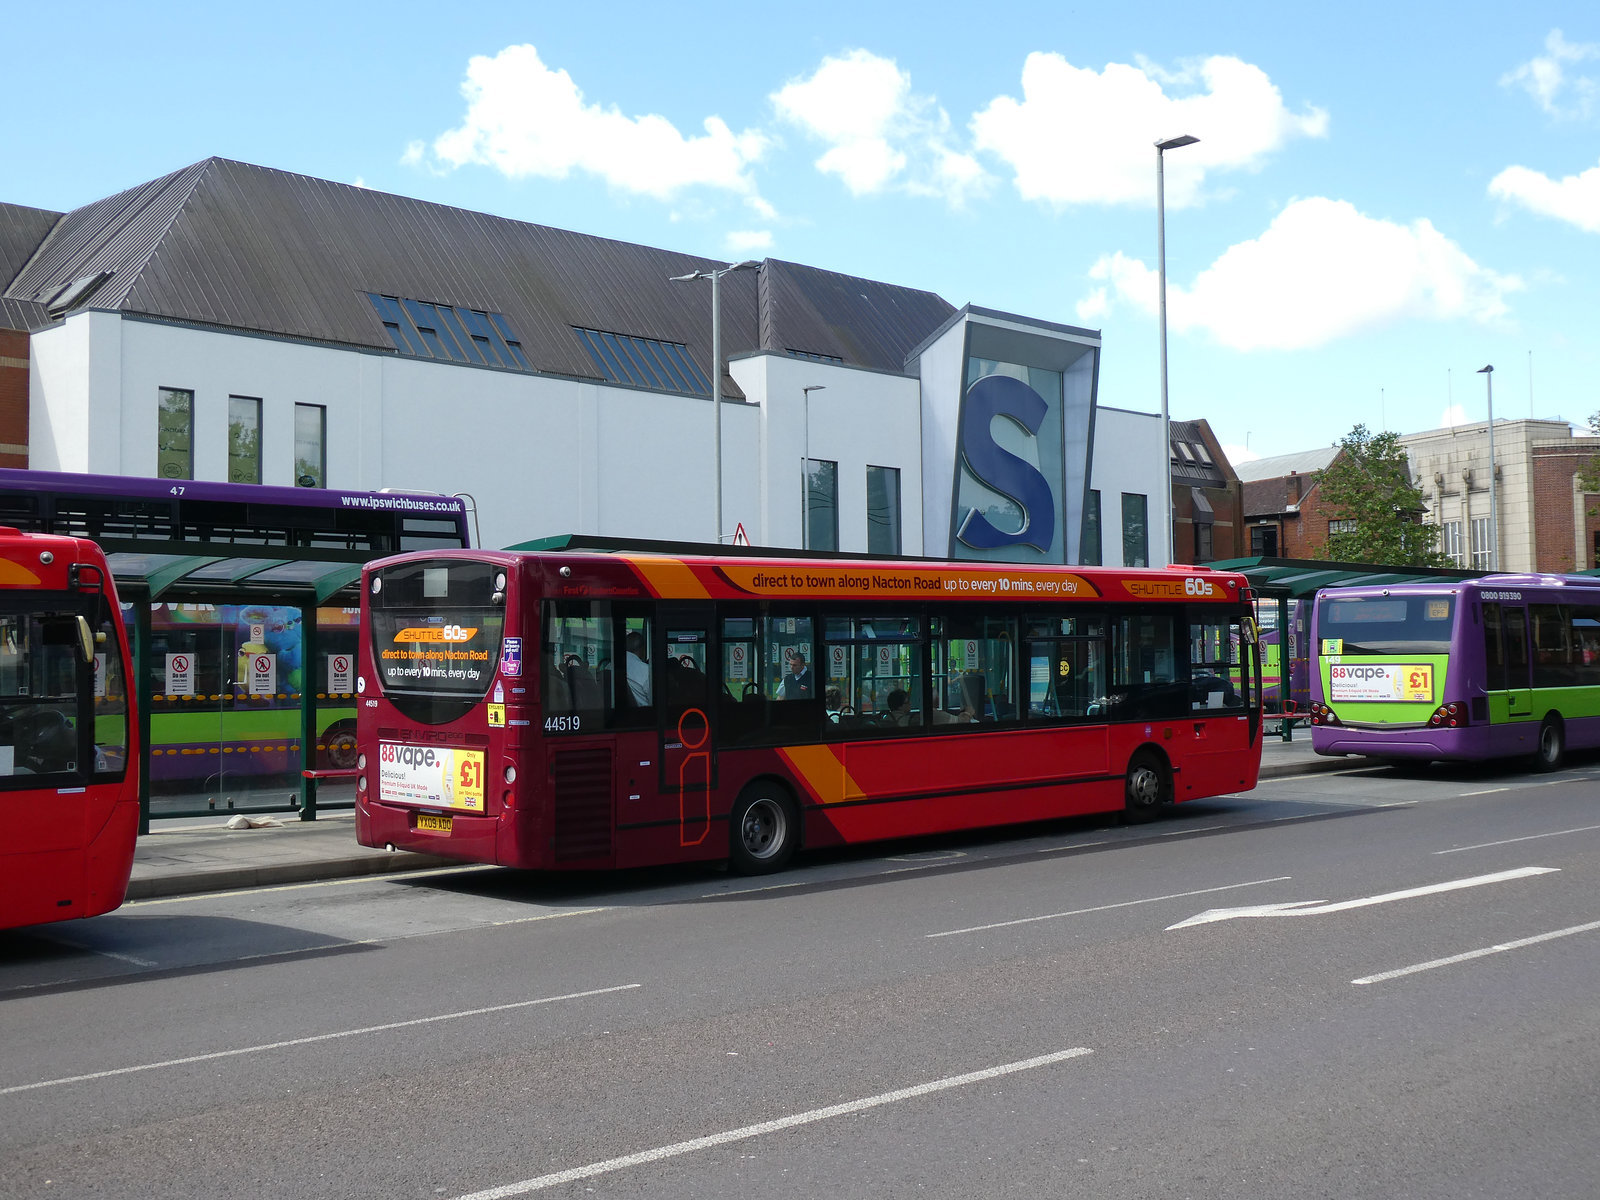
[[772, 50, 990, 205], [1502, 29, 1599, 118], [1086, 197, 1522, 351], [1220, 443, 1259, 465], [1439, 405, 1470, 427], [1075, 287, 1110, 323], [971, 52, 1328, 208], [725, 229, 773, 254], [418, 44, 769, 202], [1488, 159, 1600, 233]]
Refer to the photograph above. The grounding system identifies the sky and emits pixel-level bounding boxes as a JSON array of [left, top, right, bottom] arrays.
[[6, 1, 1599, 466]]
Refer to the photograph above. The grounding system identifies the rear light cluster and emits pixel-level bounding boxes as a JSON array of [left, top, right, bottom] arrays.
[[1310, 702, 1338, 726], [1429, 703, 1467, 728]]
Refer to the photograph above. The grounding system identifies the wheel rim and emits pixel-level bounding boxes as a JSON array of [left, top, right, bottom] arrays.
[[1542, 725, 1560, 762], [1128, 763, 1162, 807], [741, 798, 786, 859]]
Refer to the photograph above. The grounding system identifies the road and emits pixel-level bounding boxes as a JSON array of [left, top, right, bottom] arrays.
[[5, 757, 1600, 1198]]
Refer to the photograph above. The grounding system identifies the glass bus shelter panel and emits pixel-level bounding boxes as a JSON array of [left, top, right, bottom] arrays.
[[315, 606, 360, 772], [146, 602, 306, 814]]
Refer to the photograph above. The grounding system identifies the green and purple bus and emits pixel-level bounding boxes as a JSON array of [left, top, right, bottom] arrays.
[[1310, 575, 1600, 768]]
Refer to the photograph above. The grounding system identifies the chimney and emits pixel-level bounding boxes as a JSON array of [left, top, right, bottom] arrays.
[[1286, 470, 1301, 505]]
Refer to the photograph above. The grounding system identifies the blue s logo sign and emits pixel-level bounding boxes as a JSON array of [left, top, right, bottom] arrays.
[[956, 374, 1055, 553]]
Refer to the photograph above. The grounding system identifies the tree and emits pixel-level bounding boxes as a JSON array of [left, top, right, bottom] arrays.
[[1314, 425, 1451, 567], [1576, 412, 1600, 512]]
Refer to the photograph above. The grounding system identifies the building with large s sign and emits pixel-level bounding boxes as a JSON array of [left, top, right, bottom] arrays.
[[0, 158, 1170, 565]]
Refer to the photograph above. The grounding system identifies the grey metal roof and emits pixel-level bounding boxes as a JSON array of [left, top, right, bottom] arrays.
[[1232, 446, 1339, 482], [3, 158, 955, 386], [0, 296, 49, 332], [0, 202, 61, 288]]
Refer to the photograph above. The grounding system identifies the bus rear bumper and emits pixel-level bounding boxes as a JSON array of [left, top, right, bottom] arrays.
[[1311, 726, 1484, 760]]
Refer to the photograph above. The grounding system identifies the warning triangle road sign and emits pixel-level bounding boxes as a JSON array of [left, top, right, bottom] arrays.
[[731, 522, 751, 546]]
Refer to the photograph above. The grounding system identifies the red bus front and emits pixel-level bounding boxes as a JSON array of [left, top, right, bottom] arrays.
[[0, 530, 140, 928]]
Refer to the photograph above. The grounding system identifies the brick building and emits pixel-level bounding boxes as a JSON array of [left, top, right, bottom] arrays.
[[0, 205, 59, 469], [1235, 448, 1340, 558], [1168, 418, 1244, 564]]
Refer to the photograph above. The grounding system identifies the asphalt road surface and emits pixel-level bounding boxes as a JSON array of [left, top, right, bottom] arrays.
[[5, 756, 1600, 1199]]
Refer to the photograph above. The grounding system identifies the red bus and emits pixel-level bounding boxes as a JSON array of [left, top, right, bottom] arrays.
[[0, 528, 139, 927], [355, 548, 1262, 873]]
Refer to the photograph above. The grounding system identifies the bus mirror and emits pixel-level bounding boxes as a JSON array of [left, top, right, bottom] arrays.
[[1242, 617, 1259, 646], [75, 615, 96, 665]]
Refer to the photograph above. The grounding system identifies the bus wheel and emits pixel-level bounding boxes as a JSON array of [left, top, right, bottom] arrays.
[[730, 785, 798, 875], [1122, 750, 1170, 824], [1534, 718, 1565, 772]]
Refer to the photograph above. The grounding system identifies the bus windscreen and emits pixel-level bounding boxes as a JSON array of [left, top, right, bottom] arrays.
[[369, 560, 504, 723], [1320, 594, 1455, 655]]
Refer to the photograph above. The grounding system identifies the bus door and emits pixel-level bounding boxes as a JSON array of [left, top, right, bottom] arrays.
[[655, 605, 717, 847], [1484, 602, 1534, 737]]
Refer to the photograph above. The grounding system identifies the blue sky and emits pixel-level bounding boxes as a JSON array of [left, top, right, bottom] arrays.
[[6, 1, 1599, 464]]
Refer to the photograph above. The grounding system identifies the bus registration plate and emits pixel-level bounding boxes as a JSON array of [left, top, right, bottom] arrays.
[[415, 812, 452, 833]]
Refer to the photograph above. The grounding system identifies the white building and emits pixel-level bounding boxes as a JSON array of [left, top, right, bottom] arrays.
[[2, 158, 1169, 567]]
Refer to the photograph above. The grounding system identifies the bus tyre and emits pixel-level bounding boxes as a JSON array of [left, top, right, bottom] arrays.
[[1122, 750, 1170, 824], [1534, 718, 1565, 772], [729, 785, 799, 875]]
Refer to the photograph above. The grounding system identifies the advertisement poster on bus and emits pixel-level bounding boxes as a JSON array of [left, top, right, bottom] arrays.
[[1328, 663, 1433, 703], [377, 742, 486, 811]]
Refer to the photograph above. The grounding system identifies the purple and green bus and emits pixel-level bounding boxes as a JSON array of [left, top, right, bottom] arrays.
[[1310, 575, 1600, 768], [0, 468, 471, 810]]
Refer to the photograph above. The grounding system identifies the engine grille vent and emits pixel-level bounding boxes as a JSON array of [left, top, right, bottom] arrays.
[[551, 747, 613, 862]]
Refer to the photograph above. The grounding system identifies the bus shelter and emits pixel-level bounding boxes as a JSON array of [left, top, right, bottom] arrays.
[[1208, 557, 1487, 741], [102, 550, 364, 831]]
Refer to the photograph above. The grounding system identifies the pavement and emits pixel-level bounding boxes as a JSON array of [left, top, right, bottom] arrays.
[[126, 730, 1347, 901]]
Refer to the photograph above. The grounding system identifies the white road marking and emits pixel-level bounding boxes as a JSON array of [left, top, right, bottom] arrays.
[[925, 876, 1293, 938], [449, 1046, 1094, 1199], [35, 935, 156, 968], [1352, 918, 1600, 985], [1037, 839, 1112, 853], [1436, 824, 1600, 855], [0, 983, 640, 1096], [124, 862, 500, 906], [1168, 866, 1559, 930], [1461, 787, 1510, 796]]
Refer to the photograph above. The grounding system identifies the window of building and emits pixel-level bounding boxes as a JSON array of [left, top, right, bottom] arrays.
[[573, 328, 712, 396], [1251, 525, 1278, 557], [1471, 517, 1493, 569], [1442, 520, 1465, 567], [366, 293, 531, 370], [1329, 519, 1358, 536], [227, 396, 262, 484], [294, 404, 326, 488], [866, 465, 901, 555], [157, 388, 193, 480], [1121, 493, 1148, 567], [806, 459, 838, 551], [1080, 490, 1102, 566], [1194, 522, 1213, 563]]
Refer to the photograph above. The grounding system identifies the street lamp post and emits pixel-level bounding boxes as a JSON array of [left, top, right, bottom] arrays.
[[671, 259, 761, 542], [1155, 133, 1199, 567], [1478, 364, 1498, 570], [801, 385, 826, 550]]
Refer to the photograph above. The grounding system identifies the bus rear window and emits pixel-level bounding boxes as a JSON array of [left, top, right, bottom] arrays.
[[1319, 595, 1454, 655]]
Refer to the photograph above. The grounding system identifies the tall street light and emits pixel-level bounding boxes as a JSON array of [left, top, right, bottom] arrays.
[[671, 259, 761, 542], [1155, 133, 1198, 566], [801, 385, 826, 550], [1478, 364, 1499, 571]]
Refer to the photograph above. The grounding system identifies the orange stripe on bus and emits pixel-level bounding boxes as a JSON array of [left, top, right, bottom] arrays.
[[626, 555, 712, 600], [0, 559, 43, 586], [778, 745, 866, 805]]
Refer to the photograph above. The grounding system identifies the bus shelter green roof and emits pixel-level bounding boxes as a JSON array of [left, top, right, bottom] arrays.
[[103, 551, 363, 604], [1207, 556, 1487, 599]]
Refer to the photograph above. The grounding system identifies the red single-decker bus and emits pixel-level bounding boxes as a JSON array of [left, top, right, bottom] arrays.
[[356, 548, 1262, 873], [1, 527, 140, 927]]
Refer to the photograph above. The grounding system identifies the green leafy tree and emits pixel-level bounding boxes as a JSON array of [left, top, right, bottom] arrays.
[[1576, 412, 1600, 512], [1314, 425, 1451, 567]]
